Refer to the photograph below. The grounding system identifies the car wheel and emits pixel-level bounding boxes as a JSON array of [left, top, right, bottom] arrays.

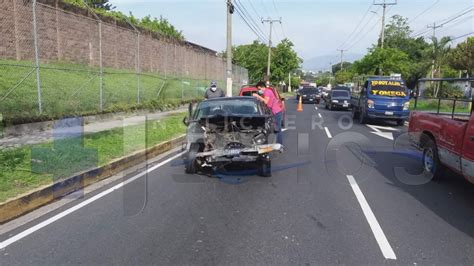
[[421, 135, 445, 180], [185, 143, 199, 174], [257, 157, 271, 177], [328, 104, 332, 110]]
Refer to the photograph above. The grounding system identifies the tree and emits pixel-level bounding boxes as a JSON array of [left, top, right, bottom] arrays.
[[332, 62, 352, 74], [270, 39, 303, 83], [426, 36, 451, 96], [84, 0, 114, 10], [353, 47, 410, 77], [380, 15, 411, 49], [448, 37, 474, 76], [231, 41, 268, 83], [231, 39, 302, 84], [381, 15, 431, 88], [335, 70, 354, 84], [315, 72, 332, 86]]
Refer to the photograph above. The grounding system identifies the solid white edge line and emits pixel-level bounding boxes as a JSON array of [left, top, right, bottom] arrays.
[[324, 127, 332, 138], [0, 151, 186, 250], [346, 175, 397, 260]]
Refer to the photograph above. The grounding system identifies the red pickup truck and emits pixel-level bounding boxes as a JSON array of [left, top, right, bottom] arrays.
[[408, 105, 474, 183]]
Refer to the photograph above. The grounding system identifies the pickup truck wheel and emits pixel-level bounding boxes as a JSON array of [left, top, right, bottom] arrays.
[[257, 157, 272, 177], [352, 107, 360, 119], [422, 137, 445, 180]]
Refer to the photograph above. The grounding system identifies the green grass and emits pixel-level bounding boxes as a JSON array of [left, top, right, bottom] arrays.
[[412, 98, 472, 114], [0, 60, 219, 124], [0, 112, 186, 203]]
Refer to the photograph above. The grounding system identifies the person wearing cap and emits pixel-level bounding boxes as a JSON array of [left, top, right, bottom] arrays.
[[253, 81, 283, 145], [204, 81, 225, 99]]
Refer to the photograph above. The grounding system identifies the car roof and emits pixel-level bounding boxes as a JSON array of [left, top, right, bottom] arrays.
[[202, 96, 258, 102], [366, 77, 404, 83], [240, 87, 258, 92]]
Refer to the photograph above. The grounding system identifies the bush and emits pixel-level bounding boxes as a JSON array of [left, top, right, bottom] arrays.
[[423, 82, 465, 98]]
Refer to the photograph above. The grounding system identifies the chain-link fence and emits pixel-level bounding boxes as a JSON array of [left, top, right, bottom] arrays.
[[0, 0, 248, 124]]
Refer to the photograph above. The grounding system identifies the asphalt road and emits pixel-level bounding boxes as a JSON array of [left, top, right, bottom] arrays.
[[1, 98, 474, 265]]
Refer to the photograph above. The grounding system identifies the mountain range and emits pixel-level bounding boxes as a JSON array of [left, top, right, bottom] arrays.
[[302, 53, 364, 72]]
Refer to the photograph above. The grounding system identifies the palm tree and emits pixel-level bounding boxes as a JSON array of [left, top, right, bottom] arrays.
[[427, 36, 451, 97]]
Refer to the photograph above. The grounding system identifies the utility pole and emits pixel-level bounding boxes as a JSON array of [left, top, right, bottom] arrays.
[[427, 22, 443, 79], [337, 49, 347, 71], [226, 0, 234, 96], [373, 0, 397, 48], [288, 73, 291, 92], [262, 17, 281, 81]]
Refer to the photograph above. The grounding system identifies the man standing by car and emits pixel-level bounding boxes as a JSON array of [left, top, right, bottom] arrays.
[[253, 81, 283, 145], [204, 81, 225, 99]]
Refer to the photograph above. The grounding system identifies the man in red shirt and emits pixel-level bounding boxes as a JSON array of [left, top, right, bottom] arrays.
[[253, 81, 283, 145]]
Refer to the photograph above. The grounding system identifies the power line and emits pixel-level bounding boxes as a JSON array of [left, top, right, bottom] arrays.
[[343, 6, 382, 50], [451, 32, 474, 41], [411, 6, 473, 38], [436, 15, 473, 35], [270, 0, 287, 39], [271, 0, 281, 17], [373, 0, 397, 48], [233, 3, 267, 42], [260, 0, 271, 17], [246, 0, 262, 19], [346, 12, 385, 51], [437, 7, 473, 26], [235, 0, 267, 38], [338, 3, 373, 50], [408, 0, 440, 24]]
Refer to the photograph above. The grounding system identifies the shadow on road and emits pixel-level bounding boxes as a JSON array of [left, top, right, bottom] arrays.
[[366, 149, 474, 238]]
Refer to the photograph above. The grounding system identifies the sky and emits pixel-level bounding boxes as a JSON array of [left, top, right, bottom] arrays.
[[109, 0, 473, 67]]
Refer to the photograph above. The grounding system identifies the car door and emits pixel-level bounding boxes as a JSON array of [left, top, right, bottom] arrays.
[[461, 114, 474, 182]]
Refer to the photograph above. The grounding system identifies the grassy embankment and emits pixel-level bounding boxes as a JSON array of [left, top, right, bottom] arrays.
[[0, 112, 186, 203], [0, 60, 219, 124]]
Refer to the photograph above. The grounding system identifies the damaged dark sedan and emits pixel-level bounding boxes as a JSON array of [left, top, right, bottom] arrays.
[[182, 97, 283, 177]]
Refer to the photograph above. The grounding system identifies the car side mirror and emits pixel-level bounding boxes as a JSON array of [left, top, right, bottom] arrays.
[[182, 116, 189, 126]]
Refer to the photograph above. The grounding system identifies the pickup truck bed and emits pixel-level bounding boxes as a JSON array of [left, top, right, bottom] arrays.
[[408, 111, 474, 183]]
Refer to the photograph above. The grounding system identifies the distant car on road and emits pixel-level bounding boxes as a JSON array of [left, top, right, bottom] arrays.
[[182, 97, 283, 177], [325, 89, 352, 110], [297, 86, 321, 104]]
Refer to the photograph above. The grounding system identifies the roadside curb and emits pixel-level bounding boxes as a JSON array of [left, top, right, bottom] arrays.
[[0, 135, 186, 224]]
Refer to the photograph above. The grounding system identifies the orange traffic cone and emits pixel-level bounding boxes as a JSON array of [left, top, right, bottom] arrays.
[[297, 96, 303, 112]]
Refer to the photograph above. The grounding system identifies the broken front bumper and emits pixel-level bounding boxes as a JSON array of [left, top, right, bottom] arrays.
[[195, 143, 283, 162]]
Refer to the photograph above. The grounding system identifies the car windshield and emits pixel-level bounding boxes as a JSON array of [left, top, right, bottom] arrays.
[[331, 90, 350, 97], [301, 87, 319, 94], [241, 89, 257, 96], [369, 80, 408, 97], [194, 99, 259, 119]]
